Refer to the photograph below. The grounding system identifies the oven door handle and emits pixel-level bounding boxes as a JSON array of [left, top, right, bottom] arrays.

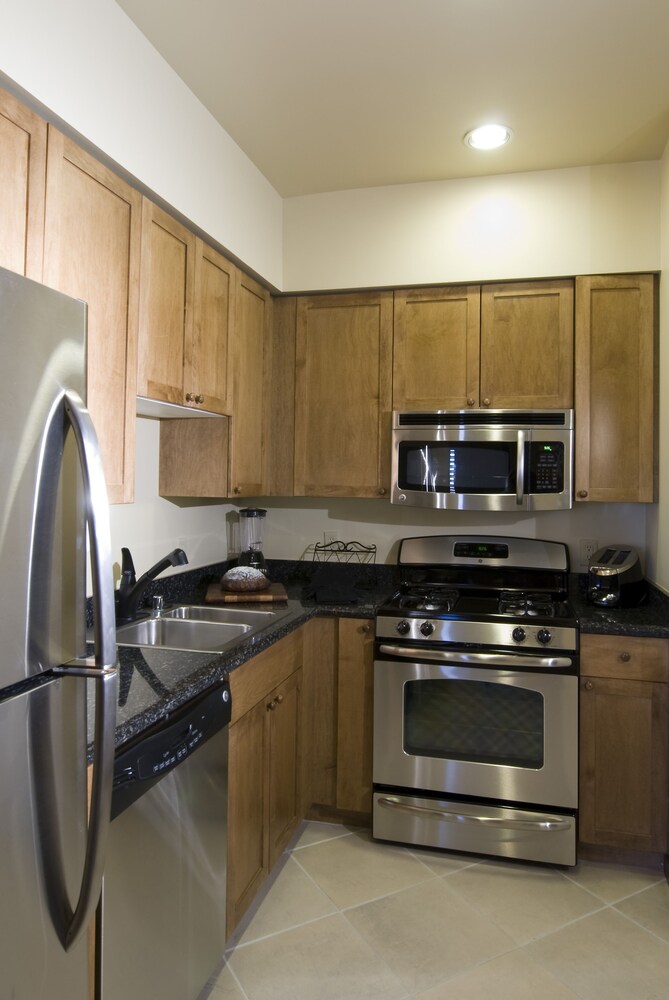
[[516, 429, 525, 506], [377, 796, 572, 832], [377, 644, 574, 669]]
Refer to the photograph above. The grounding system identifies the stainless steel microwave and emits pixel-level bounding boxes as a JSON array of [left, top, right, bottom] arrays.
[[391, 409, 573, 511]]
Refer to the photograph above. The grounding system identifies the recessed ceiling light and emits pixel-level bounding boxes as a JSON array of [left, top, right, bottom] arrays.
[[464, 124, 513, 150]]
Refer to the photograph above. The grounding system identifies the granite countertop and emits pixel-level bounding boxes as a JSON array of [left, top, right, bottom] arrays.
[[94, 559, 669, 755], [95, 559, 393, 751]]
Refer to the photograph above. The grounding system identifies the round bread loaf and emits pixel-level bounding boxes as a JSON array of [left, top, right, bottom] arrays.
[[221, 566, 269, 592]]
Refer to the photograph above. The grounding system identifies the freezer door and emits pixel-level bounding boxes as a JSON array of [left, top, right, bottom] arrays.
[[0, 676, 89, 999], [0, 267, 87, 687]]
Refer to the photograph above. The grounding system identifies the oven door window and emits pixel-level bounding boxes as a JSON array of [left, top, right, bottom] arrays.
[[397, 441, 516, 494], [404, 679, 544, 768]]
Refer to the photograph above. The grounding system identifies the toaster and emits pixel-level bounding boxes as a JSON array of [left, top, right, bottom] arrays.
[[587, 545, 646, 608]]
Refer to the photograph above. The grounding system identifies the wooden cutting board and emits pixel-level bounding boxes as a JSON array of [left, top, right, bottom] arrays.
[[205, 581, 289, 604]]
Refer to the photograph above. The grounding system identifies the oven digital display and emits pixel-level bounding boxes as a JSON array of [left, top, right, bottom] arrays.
[[453, 542, 509, 559]]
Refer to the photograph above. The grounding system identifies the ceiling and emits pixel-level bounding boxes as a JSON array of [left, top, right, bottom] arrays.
[[116, 0, 669, 198]]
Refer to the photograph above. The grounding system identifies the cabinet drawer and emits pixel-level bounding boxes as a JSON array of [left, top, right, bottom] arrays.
[[230, 629, 302, 721], [580, 634, 669, 683]]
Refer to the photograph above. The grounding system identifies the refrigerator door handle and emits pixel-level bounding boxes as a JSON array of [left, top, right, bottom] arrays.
[[60, 391, 118, 950], [63, 391, 116, 672]]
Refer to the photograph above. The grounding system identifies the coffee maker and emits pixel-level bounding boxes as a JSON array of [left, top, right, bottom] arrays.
[[587, 545, 646, 608]]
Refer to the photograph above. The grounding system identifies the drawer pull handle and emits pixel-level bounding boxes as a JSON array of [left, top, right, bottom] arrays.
[[620, 652, 631, 662]]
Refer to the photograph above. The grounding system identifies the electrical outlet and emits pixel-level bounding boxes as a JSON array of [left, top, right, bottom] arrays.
[[323, 531, 338, 545], [579, 539, 599, 567]]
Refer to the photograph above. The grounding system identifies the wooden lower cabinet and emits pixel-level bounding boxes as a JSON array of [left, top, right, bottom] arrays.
[[227, 630, 302, 935], [336, 618, 375, 815], [301, 616, 375, 822], [579, 634, 669, 857]]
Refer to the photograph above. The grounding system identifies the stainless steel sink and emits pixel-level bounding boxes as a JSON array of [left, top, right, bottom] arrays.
[[116, 617, 252, 653], [115, 603, 295, 653], [161, 605, 279, 627]]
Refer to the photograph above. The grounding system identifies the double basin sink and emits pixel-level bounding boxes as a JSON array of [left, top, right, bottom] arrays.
[[116, 603, 296, 654]]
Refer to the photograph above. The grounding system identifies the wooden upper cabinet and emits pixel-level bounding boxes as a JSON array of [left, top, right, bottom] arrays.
[[42, 129, 140, 504], [480, 280, 574, 408], [137, 199, 196, 407], [574, 274, 657, 503], [190, 240, 235, 414], [393, 286, 480, 409], [294, 292, 393, 497], [0, 86, 46, 279], [228, 271, 270, 496]]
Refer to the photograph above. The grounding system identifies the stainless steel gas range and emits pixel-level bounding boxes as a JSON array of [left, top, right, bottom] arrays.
[[373, 535, 579, 866]]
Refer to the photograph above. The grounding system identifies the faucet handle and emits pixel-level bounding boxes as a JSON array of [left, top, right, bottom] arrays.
[[121, 547, 136, 585], [150, 595, 164, 618]]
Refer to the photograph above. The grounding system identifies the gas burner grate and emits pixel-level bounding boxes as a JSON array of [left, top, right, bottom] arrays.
[[399, 588, 459, 613], [498, 591, 556, 617]]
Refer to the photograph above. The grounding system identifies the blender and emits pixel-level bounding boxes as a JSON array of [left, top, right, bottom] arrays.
[[238, 508, 267, 572]]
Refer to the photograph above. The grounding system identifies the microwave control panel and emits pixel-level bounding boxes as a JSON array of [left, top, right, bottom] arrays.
[[527, 442, 564, 492]]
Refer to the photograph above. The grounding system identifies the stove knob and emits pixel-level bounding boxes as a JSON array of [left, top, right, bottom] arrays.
[[512, 626, 526, 643], [420, 621, 435, 637], [396, 620, 411, 635], [537, 628, 552, 645]]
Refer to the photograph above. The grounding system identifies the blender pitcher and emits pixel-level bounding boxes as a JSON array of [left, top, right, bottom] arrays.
[[238, 508, 267, 572]]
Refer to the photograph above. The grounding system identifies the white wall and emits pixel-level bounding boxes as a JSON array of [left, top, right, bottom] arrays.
[[283, 162, 661, 291], [0, 0, 284, 288], [2, 1, 663, 584], [645, 139, 669, 592]]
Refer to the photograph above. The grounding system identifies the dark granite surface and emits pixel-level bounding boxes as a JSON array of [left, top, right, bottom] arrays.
[[92, 559, 397, 752], [92, 560, 669, 755], [570, 575, 669, 639]]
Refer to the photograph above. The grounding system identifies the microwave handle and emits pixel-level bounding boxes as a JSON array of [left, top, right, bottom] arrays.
[[516, 430, 525, 506]]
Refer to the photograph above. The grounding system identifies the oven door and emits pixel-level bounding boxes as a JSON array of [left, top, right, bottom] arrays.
[[373, 650, 578, 809]]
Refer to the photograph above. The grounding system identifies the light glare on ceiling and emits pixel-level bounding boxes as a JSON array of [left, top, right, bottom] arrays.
[[464, 124, 513, 150]]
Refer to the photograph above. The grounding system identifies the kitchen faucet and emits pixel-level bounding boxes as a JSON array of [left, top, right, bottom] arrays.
[[116, 546, 188, 623]]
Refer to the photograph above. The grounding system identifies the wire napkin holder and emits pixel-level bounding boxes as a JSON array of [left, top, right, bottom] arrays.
[[312, 540, 377, 565]]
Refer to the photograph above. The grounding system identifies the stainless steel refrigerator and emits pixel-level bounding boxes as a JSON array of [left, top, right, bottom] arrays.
[[0, 267, 118, 999]]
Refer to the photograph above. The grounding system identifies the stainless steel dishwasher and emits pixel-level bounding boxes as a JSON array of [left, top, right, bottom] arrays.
[[97, 678, 231, 1000]]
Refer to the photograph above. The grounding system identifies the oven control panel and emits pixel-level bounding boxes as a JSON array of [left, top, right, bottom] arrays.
[[376, 615, 578, 652]]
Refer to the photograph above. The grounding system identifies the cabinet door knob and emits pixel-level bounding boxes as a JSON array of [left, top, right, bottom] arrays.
[[584, 680, 594, 691], [233, 486, 242, 494], [362, 623, 372, 633], [267, 699, 277, 711], [377, 487, 387, 496], [620, 651, 631, 662], [276, 693, 284, 705], [467, 398, 475, 407], [185, 392, 194, 402], [577, 489, 588, 499], [195, 394, 204, 404], [482, 398, 491, 407]]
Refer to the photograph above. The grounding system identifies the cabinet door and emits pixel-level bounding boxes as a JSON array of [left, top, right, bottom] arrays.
[[574, 274, 656, 503], [336, 618, 375, 815], [300, 617, 338, 813], [580, 674, 668, 853], [393, 286, 480, 409], [228, 271, 270, 496], [137, 199, 195, 406], [227, 698, 268, 933], [295, 292, 393, 497], [480, 280, 574, 408], [190, 239, 236, 415], [42, 129, 140, 504], [0, 87, 45, 279], [267, 670, 301, 870]]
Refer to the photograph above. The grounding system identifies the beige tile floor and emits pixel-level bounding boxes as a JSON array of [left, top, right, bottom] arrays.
[[202, 822, 669, 1000]]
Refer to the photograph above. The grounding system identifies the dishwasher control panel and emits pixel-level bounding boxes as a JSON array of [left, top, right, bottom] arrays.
[[111, 679, 231, 820]]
